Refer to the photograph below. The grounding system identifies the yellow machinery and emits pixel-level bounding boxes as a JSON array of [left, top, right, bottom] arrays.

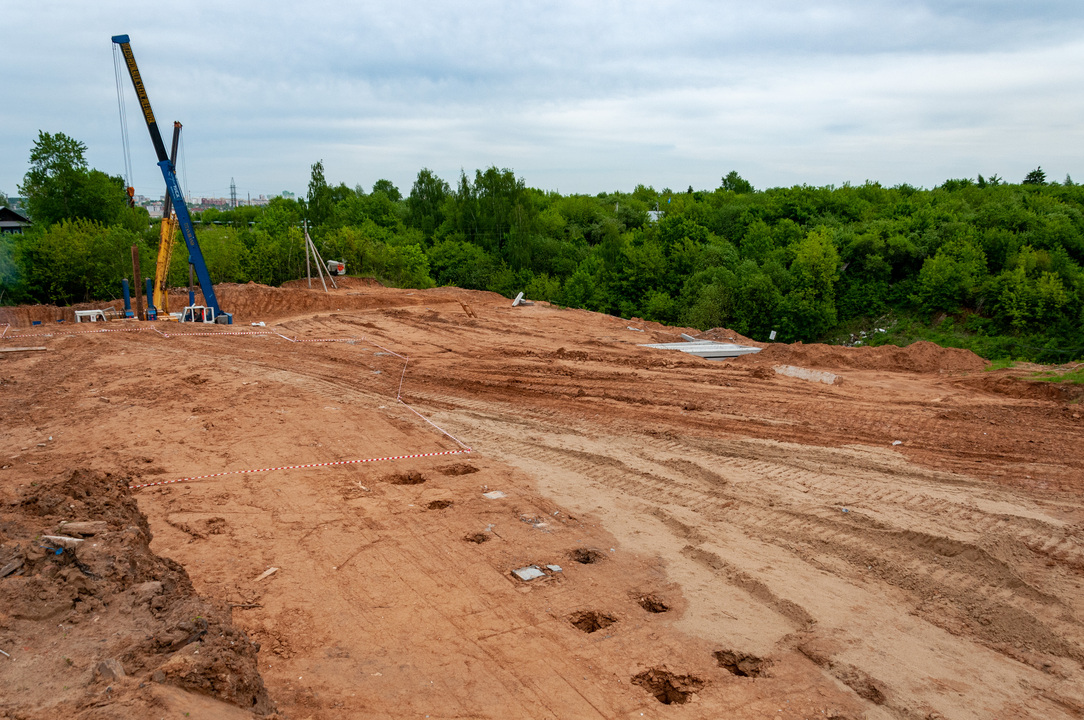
[[153, 121, 182, 313]]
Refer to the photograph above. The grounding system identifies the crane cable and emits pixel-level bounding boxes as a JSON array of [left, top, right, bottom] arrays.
[[179, 129, 190, 204], [112, 43, 135, 204]]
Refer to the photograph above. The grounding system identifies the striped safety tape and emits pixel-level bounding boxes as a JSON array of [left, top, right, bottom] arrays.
[[1, 327, 148, 339], [128, 448, 473, 489], [156, 330, 276, 338]]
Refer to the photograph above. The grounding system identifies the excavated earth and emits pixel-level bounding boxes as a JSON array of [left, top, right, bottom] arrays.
[[1, 278, 1083, 719]]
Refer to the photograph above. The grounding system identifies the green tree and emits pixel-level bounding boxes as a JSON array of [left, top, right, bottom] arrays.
[[18, 131, 130, 227], [405, 169, 450, 240], [1022, 167, 1047, 186], [372, 179, 402, 202], [913, 238, 987, 313], [427, 239, 499, 289], [15, 219, 147, 304], [306, 160, 332, 226], [778, 227, 840, 339], [720, 171, 754, 194]]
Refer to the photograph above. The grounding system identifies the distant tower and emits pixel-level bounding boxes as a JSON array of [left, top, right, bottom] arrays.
[[230, 178, 237, 208]]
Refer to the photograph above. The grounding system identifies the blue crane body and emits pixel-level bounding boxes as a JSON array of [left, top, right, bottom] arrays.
[[111, 34, 231, 324]]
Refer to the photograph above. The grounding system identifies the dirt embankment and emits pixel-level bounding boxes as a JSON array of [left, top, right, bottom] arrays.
[[749, 340, 988, 374], [0, 277, 454, 328], [0, 469, 274, 719]]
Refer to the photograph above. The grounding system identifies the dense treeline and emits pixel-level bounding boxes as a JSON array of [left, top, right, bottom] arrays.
[[3, 132, 1083, 362]]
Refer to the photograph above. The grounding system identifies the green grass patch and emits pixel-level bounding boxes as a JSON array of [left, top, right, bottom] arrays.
[[1027, 366, 1084, 384]]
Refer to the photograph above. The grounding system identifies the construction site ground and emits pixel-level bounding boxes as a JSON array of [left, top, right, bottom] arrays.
[[1, 278, 1083, 719]]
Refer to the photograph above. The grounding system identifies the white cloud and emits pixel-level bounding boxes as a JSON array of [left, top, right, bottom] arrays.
[[2, 1, 1083, 199]]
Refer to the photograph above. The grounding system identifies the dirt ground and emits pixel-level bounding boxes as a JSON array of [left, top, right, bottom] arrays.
[[1, 279, 1082, 719]]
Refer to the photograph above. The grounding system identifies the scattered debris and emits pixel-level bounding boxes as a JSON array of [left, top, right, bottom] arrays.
[[773, 365, 841, 385], [254, 567, 279, 582], [40, 535, 84, 549], [0, 557, 24, 578], [512, 564, 563, 582], [512, 292, 534, 307], [56, 520, 108, 536], [512, 566, 546, 581], [482, 490, 506, 500], [641, 340, 760, 360]]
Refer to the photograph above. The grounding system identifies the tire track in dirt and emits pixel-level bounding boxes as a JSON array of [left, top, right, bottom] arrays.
[[489, 424, 1076, 656], [414, 395, 1084, 719]]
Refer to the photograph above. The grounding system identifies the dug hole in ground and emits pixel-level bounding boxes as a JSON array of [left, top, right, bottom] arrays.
[[1, 277, 1083, 719]]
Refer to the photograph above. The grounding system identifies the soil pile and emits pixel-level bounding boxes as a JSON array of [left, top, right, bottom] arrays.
[[752, 339, 987, 373], [960, 372, 1084, 402], [0, 469, 274, 719]]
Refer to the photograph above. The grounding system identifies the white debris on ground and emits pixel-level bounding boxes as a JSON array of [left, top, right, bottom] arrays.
[[773, 365, 842, 385]]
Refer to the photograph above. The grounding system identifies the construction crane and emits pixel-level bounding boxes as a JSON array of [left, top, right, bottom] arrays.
[[111, 34, 231, 324], [154, 122, 181, 314]]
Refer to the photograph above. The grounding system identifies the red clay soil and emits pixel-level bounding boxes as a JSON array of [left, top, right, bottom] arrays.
[[2, 280, 1083, 719], [752, 340, 988, 373]]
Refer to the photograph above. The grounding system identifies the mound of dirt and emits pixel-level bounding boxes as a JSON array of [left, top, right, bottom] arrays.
[[697, 326, 766, 347], [0, 469, 274, 718], [0, 301, 126, 327], [751, 340, 987, 374], [959, 373, 1084, 403]]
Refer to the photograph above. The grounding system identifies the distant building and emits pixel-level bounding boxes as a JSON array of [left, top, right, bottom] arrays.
[[0, 207, 31, 234]]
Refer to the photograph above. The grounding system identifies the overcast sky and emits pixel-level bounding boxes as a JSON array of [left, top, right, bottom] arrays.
[[3, 1, 1083, 202]]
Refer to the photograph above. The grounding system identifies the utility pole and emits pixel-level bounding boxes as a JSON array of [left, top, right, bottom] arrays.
[[230, 178, 237, 208], [131, 245, 144, 320]]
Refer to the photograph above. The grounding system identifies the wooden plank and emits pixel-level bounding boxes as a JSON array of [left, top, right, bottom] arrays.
[[0, 347, 47, 353], [57, 521, 109, 536]]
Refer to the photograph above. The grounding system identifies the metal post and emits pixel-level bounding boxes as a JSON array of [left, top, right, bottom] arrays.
[[131, 246, 144, 320], [145, 277, 156, 319], [304, 220, 312, 288]]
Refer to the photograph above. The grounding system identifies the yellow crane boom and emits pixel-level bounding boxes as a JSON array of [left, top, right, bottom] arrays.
[[153, 121, 182, 313]]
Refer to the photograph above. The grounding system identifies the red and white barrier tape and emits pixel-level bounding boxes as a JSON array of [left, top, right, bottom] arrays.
[[2, 326, 148, 339], [128, 448, 473, 489]]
